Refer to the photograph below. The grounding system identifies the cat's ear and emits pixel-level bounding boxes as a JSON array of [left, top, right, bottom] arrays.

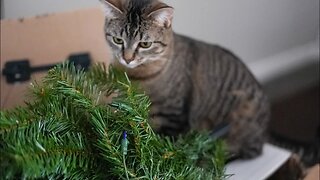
[[100, 0, 124, 18], [148, 4, 174, 28]]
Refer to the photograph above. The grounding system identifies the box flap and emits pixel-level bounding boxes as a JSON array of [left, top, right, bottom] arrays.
[[1, 7, 111, 109]]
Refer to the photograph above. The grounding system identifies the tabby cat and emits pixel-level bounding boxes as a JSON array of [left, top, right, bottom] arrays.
[[100, 0, 270, 159]]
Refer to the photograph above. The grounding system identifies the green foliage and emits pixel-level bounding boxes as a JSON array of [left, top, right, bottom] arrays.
[[0, 63, 226, 179]]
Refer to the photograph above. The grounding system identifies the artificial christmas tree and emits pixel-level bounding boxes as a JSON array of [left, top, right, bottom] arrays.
[[0, 63, 226, 179]]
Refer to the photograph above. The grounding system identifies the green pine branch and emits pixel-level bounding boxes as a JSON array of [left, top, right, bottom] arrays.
[[0, 63, 227, 179]]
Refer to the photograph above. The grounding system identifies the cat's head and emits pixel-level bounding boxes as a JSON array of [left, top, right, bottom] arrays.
[[100, 0, 174, 69]]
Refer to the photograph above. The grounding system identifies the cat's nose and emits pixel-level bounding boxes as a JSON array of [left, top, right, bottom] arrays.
[[123, 51, 135, 64]]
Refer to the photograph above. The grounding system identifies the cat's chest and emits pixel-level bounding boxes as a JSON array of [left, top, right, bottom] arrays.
[[138, 72, 190, 106]]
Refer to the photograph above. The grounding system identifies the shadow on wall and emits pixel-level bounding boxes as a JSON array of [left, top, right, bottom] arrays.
[[265, 58, 319, 166]]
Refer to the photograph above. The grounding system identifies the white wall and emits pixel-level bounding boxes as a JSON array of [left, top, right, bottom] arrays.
[[165, 0, 319, 62], [3, 0, 319, 63]]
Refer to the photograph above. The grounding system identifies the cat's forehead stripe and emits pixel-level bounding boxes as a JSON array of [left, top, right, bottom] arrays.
[[125, 0, 152, 39], [120, 28, 124, 37], [140, 32, 146, 40]]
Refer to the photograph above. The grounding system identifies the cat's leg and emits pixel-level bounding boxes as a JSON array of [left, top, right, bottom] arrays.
[[226, 92, 270, 159], [226, 123, 265, 159], [149, 115, 190, 136]]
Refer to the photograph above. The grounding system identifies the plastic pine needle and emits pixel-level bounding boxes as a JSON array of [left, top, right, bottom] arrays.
[[0, 62, 226, 179]]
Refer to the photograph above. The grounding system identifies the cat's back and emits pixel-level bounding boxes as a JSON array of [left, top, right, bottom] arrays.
[[173, 33, 241, 64], [173, 33, 258, 86]]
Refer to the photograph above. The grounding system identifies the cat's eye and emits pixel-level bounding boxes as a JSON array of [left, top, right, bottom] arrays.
[[113, 37, 124, 45], [139, 42, 152, 48]]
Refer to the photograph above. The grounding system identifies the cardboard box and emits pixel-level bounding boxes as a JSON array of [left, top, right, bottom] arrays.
[[304, 164, 320, 180], [1, 7, 111, 109]]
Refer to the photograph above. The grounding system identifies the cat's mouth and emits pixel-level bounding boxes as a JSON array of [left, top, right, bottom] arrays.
[[118, 58, 142, 69]]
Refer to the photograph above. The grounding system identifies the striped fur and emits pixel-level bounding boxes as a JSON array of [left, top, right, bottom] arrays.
[[101, 0, 270, 158]]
